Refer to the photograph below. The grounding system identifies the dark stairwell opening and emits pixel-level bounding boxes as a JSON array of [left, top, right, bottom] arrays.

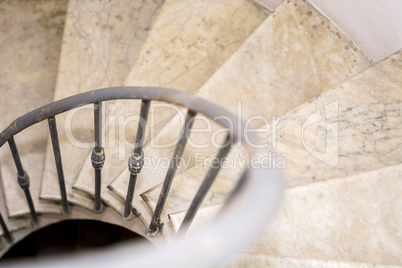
[[1, 219, 152, 261]]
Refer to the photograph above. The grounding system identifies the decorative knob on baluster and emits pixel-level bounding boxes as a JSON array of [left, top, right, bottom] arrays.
[[17, 170, 30, 190], [128, 150, 144, 176], [91, 147, 105, 170]]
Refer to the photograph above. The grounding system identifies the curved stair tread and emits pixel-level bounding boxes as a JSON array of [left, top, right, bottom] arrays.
[[0, 173, 31, 238], [2, 128, 63, 216], [107, 0, 370, 219], [0, 0, 68, 217], [267, 50, 402, 188], [223, 253, 398, 268], [247, 164, 402, 265], [39, 0, 163, 209], [168, 203, 220, 237], [169, 164, 402, 265], [122, 0, 271, 94], [140, 163, 237, 220], [72, 180, 127, 217], [154, 50, 402, 223], [72, 0, 270, 211]]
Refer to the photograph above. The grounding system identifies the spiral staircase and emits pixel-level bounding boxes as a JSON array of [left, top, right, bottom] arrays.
[[0, 0, 401, 267]]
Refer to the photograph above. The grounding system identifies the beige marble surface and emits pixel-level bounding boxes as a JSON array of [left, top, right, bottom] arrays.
[[72, 0, 270, 216], [39, 0, 164, 210], [154, 50, 402, 222], [0, 0, 68, 217], [223, 253, 399, 268], [169, 165, 402, 265], [141, 164, 236, 222], [251, 164, 402, 265], [108, 0, 370, 223], [268, 50, 402, 188], [168, 203, 220, 237]]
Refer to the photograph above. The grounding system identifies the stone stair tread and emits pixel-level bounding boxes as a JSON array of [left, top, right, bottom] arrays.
[[39, 0, 163, 209], [72, 181, 127, 216], [168, 203, 220, 236], [1, 129, 62, 217], [248, 164, 402, 265], [108, 0, 370, 222], [156, 50, 402, 224], [141, 166, 235, 220], [171, 165, 402, 265], [0, 173, 31, 237], [268, 50, 402, 188], [223, 253, 398, 268], [0, 0, 68, 217], [72, 0, 270, 215]]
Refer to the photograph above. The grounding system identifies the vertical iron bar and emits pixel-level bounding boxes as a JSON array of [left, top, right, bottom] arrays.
[[123, 173, 138, 220], [177, 134, 232, 237], [123, 100, 150, 220], [94, 168, 102, 212], [91, 102, 105, 214], [8, 137, 23, 175], [134, 100, 150, 156], [8, 136, 38, 225], [146, 110, 196, 235], [0, 213, 12, 243], [48, 116, 70, 215], [94, 102, 102, 150]]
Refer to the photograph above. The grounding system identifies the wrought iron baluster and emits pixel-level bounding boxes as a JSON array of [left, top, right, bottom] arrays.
[[177, 134, 232, 237], [8, 136, 38, 225], [0, 213, 12, 243], [146, 110, 197, 236], [48, 116, 70, 215], [91, 102, 105, 214], [123, 100, 150, 220]]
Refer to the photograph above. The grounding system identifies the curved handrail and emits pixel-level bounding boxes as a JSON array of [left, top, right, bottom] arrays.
[[0, 86, 239, 147], [0, 87, 283, 267]]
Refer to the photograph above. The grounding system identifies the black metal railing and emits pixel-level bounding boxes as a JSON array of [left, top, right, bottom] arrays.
[[7, 136, 38, 225], [0, 86, 273, 243], [146, 110, 196, 236], [123, 100, 150, 220], [91, 102, 106, 214], [177, 133, 232, 237], [48, 116, 71, 215]]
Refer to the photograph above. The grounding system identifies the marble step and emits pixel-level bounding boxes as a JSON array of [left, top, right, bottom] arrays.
[[142, 49, 402, 221], [0, 174, 31, 238], [0, 0, 68, 217], [222, 253, 398, 268], [167, 203, 220, 236], [169, 165, 402, 266], [39, 0, 164, 211], [107, 0, 370, 223], [72, 0, 271, 216], [267, 50, 402, 188], [141, 167, 231, 225]]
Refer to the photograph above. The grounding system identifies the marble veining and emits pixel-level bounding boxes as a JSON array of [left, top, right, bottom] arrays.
[[268, 50, 402, 188], [39, 0, 164, 210], [248, 164, 402, 265], [0, 0, 68, 219], [108, 0, 370, 223], [154, 50, 402, 223], [73, 0, 270, 217], [170, 165, 402, 265]]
